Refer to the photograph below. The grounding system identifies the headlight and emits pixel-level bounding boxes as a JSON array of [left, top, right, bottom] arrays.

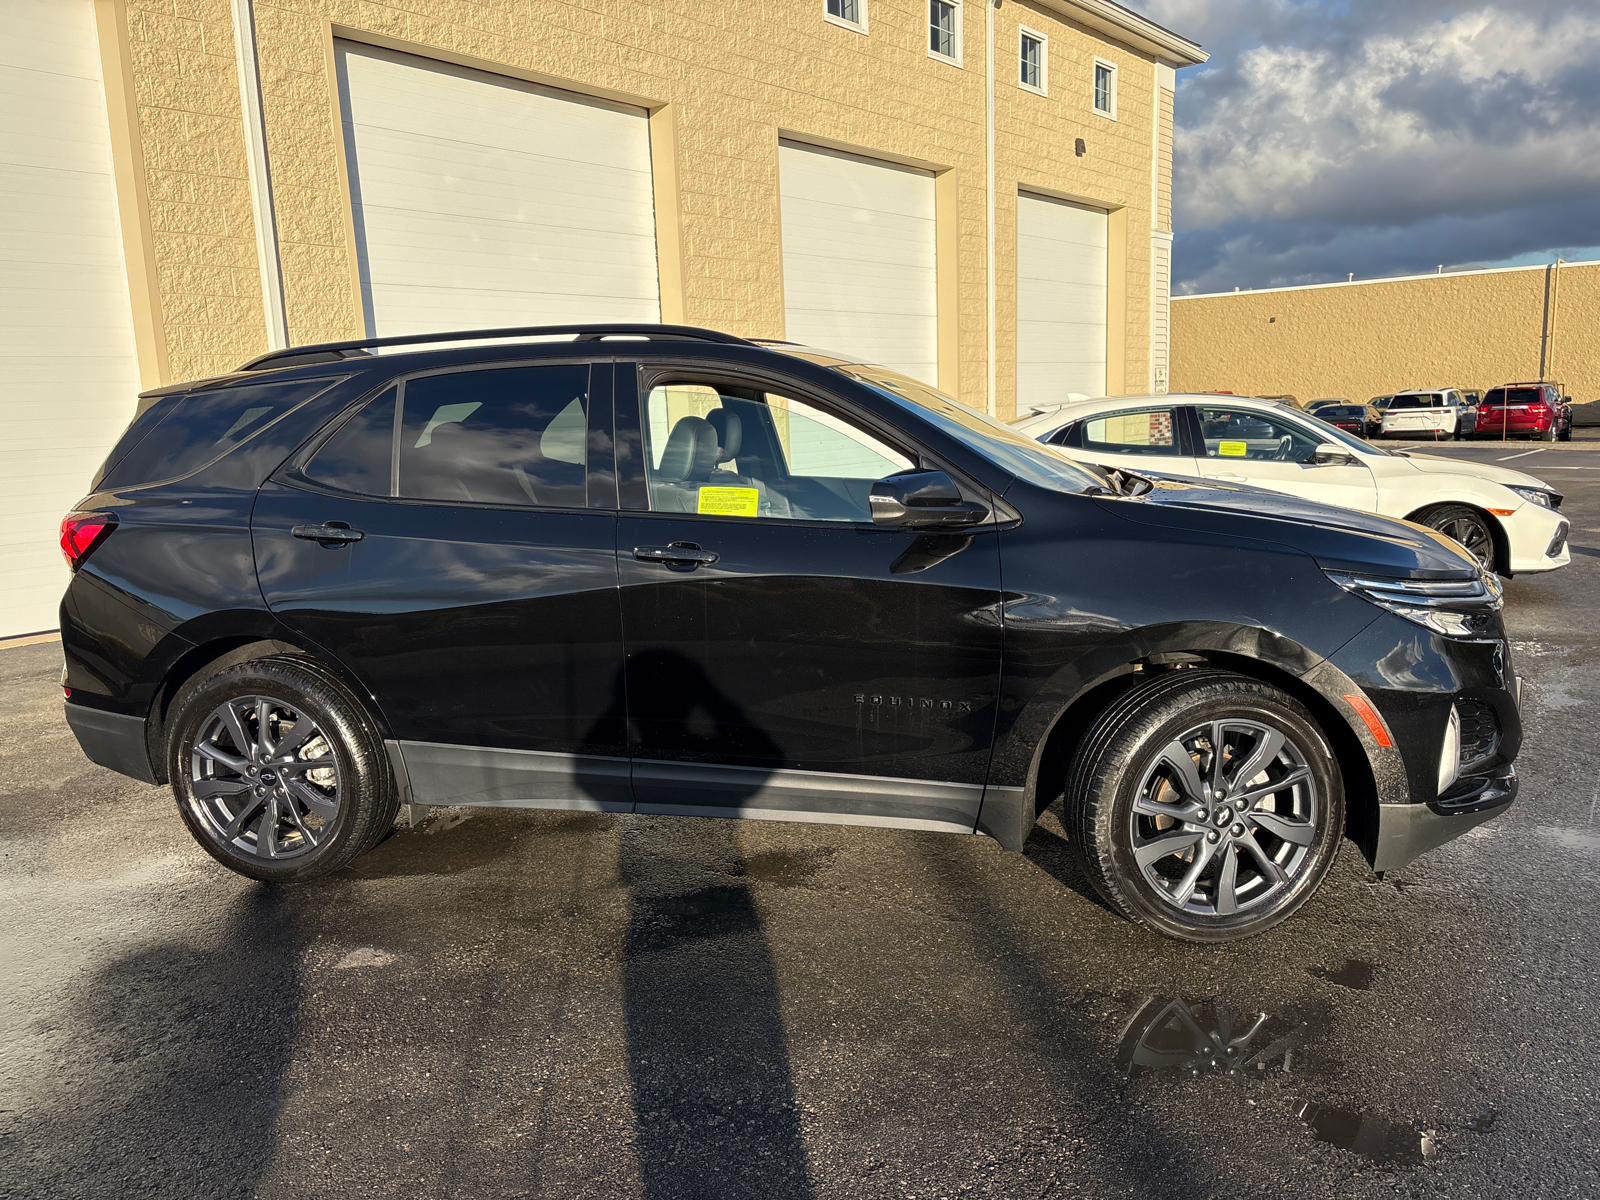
[[1508, 486, 1560, 509], [1323, 570, 1502, 637]]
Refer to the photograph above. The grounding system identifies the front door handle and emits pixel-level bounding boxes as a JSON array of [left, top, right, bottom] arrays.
[[1211, 473, 1248, 483], [634, 543, 719, 567], [292, 522, 365, 545]]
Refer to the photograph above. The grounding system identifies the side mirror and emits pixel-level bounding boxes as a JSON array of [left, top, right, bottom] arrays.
[[1307, 446, 1357, 467], [869, 470, 990, 528]]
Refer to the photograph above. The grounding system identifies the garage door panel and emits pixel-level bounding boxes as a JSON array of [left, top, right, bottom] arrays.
[[1016, 192, 1108, 403], [778, 141, 938, 384], [338, 42, 660, 335], [1, 0, 143, 636]]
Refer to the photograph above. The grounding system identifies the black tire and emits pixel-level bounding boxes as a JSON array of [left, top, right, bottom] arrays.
[[167, 654, 397, 881], [1558, 421, 1572, 442], [1064, 670, 1344, 943], [1417, 503, 1496, 572], [1541, 422, 1558, 442]]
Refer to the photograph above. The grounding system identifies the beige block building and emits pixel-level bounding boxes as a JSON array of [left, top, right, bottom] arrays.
[[1, 0, 1205, 636], [1170, 260, 1600, 405]]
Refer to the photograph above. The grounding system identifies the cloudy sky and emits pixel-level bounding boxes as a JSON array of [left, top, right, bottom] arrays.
[[1133, 0, 1600, 294]]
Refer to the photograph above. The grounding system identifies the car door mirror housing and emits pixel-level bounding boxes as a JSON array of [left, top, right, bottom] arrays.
[[1307, 446, 1357, 467], [869, 470, 990, 528]]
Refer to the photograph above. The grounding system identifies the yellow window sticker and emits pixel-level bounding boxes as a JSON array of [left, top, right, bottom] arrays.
[[697, 486, 760, 517], [1218, 441, 1248, 457]]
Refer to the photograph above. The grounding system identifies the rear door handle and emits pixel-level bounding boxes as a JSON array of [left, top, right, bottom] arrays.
[[292, 522, 364, 544], [634, 543, 719, 566]]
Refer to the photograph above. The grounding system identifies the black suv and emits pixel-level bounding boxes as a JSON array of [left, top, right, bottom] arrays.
[[61, 325, 1520, 943]]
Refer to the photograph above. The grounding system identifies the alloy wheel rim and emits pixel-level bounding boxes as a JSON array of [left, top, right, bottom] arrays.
[[1434, 515, 1491, 567], [1129, 719, 1319, 918], [188, 694, 340, 860]]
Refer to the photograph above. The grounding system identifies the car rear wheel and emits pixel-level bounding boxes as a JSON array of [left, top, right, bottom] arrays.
[[167, 655, 398, 881], [1541, 423, 1558, 442], [1064, 671, 1344, 943], [1417, 504, 1495, 572]]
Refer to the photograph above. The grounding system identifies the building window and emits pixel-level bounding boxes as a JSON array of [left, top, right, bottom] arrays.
[[929, 0, 961, 65], [1094, 59, 1117, 118], [825, 0, 866, 33], [1019, 28, 1047, 94]]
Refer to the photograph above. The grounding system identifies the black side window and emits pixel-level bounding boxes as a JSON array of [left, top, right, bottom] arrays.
[[397, 365, 590, 508], [98, 379, 335, 489], [303, 388, 396, 495]]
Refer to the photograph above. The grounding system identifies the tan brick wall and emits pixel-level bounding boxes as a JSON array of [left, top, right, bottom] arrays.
[[1171, 262, 1600, 405], [106, 0, 1180, 412], [122, 0, 266, 383]]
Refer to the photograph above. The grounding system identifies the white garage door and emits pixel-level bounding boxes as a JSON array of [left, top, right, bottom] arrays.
[[1016, 192, 1108, 404], [336, 42, 660, 336], [778, 141, 938, 384], [1, 0, 142, 637]]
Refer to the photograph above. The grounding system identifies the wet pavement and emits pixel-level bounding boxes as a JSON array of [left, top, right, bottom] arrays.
[[4, 451, 1599, 1199]]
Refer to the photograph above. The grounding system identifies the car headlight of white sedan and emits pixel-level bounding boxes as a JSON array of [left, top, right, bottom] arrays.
[[1507, 486, 1561, 509]]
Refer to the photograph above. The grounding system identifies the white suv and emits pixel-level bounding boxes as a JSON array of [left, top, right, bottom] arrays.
[[1380, 389, 1476, 440]]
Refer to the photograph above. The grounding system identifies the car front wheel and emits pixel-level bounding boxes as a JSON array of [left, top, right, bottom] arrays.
[[1417, 504, 1496, 572], [168, 655, 398, 881], [1065, 671, 1345, 943]]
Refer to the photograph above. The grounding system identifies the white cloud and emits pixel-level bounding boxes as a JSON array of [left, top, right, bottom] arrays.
[[1132, 1, 1600, 289]]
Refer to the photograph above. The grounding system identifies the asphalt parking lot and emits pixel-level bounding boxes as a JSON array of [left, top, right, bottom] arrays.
[[4, 438, 1598, 1200]]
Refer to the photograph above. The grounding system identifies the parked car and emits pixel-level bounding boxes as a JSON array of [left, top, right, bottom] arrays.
[[1570, 399, 1600, 428], [1305, 399, 1350, 416], [1312, 402, 1383, 439], [63, 324, 1522, 944], [1469, 383, 1573, 441], [1379, 389, 1478, 440], [1370, 395, 1394, 411], [1014, 394, 1569, 576]]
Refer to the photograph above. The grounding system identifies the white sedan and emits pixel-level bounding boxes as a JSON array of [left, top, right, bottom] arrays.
[[1011, 394, 1571, 575]]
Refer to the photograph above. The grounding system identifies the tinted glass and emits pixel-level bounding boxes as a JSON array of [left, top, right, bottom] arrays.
[[1322, 407, 1364, 419], [642, 381, 913, 522], [1388, 394, 1444, 409], [1077, 408, 1181, 456], [396, 365, 589, 507], [1198, 406, 1321, 462], [1482, 388, 1543, 406], [98, 378, 335, 488], [303, 388, 396, 495]]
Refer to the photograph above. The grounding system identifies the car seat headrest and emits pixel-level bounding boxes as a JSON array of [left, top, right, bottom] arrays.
[[658, 415, 720, 482], [705, 408, 742, 462]]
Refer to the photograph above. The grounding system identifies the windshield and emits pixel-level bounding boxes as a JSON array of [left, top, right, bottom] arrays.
[[801, 359, 1106, 494], [1389, 394, 1444, 409]]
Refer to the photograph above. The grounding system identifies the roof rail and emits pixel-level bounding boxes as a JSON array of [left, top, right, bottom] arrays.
[[238, 323, 755, 372]]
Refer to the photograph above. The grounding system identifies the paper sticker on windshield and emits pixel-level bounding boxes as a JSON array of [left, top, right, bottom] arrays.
[[1218, 441, 1248, 457], [697, 486, 759, 517]]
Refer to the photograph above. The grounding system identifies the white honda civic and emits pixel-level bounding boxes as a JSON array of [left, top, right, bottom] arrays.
[[1012, 394, 1571, 576]]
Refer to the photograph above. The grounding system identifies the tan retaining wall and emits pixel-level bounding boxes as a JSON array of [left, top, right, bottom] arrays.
[[1171, 261, 1600, 404]]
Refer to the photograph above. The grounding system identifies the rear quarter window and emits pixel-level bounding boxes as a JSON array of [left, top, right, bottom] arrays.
[[97, 378, 339, 489]]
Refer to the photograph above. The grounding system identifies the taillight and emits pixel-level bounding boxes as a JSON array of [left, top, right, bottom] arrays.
[[60, 511, 117, 571], [1528, 402, 1550, 416]]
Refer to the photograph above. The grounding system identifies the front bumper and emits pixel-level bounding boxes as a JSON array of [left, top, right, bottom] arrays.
[[1502, 501, 1571, 573], [64, 701, 157, 784], [1371, 764, 1517, 872]]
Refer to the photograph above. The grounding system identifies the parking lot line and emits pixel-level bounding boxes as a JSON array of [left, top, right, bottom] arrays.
[[1498, 448, 1548, 461]]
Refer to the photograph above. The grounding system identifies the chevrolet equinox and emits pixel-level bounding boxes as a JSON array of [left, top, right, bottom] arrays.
[[60, 325, 1520, 942]]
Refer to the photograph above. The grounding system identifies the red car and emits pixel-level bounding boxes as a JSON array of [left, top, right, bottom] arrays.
[[1471, 382, 1573, 441]]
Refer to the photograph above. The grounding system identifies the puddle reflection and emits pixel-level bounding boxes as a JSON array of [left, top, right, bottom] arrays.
[[1115, 997, 1301, 1078], [1114, 995, 1435, 1169]]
